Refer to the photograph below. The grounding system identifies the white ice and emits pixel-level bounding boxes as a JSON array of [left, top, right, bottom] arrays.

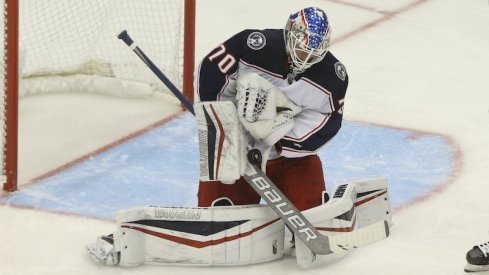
[[1, 0, 489, 274]]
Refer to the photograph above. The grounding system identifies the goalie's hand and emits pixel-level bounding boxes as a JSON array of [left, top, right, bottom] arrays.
[[236, 85, 270, 123], [236, 73, 301, 140]]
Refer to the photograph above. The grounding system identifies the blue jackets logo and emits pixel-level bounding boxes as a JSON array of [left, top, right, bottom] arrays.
[[247, 32, 266, 50]]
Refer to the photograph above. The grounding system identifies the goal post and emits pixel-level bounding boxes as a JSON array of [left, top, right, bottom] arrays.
[[183, 0, 196, 108], [1, 0, 196, 192], [3, 0, 19, 192]]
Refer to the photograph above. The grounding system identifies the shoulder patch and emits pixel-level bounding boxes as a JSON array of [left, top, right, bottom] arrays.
[[247, 32, 266, 50], [334, 62, 347, 81]]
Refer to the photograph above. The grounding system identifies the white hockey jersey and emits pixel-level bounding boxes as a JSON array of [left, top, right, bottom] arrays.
[[195, 29, 348, 158]]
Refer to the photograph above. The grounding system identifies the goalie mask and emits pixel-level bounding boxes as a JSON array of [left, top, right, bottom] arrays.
[[284, 7, 331, 75]]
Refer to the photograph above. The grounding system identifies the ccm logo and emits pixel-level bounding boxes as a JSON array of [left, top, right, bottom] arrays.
[[252, 176, 318, 242]]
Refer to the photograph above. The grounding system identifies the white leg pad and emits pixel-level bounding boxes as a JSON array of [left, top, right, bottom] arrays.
[[353, 178, 392, 228], [113, 205, 285, 266], [294, 178, 392, 269]]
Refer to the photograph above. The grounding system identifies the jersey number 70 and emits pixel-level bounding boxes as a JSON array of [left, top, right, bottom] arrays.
[[208, 45, 236, 74]]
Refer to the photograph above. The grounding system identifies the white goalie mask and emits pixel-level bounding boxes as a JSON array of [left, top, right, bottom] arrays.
[[284, 7, 331, 75]]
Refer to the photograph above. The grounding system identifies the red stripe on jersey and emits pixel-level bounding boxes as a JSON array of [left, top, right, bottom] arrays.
[[239, 60, 284, 79], [301, 77, 335, 112], [216, 72, 234, 101], [284, 114, 330, 142]]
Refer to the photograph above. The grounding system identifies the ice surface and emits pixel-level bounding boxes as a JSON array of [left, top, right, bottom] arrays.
[[1, 114, 454, 220], [1, 0, 488, 274]]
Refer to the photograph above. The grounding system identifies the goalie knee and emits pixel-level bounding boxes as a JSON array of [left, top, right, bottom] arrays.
[[293, 178, 392, 269], [303, 177, 392, 232]]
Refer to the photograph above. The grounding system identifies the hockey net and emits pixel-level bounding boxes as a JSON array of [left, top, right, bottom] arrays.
[[1, 0, 196, 191]]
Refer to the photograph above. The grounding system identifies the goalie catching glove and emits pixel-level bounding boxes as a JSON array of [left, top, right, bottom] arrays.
[[236, 72, 302, 147], [194, 73, 301, 184]]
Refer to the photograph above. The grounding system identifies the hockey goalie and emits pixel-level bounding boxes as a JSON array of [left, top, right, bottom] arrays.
[[86, 72, 392, 269], [87, 6, 392, 269]]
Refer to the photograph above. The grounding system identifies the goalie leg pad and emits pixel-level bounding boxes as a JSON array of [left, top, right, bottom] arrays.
[[113, 205, 285, 266], [294, 183, 357, 269], [294, 178, 392, 269], [352, 178, 392, 228]]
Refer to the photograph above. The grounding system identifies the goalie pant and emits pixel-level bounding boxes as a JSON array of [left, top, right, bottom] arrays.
[[86, 178, 392, 268], [198, 155, 326, 210]]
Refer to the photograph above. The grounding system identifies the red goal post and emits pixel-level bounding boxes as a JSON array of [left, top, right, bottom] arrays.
[[2, 0, 196, 191]]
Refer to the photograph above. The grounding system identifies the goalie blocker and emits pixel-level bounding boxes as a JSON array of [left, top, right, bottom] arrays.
[[86, 178, 391, 268], [195, 101, 250, 184]]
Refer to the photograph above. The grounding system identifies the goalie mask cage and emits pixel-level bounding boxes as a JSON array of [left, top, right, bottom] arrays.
[[1, 0, 196, 191]]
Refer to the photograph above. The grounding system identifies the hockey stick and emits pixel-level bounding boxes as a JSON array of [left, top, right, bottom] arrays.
[[117, 30, 195, 115], [117, 30, 335, 255], [244, 150, 335, 254]]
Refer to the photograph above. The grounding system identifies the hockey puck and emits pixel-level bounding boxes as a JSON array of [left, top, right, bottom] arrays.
[[247, 149, 262, 165]]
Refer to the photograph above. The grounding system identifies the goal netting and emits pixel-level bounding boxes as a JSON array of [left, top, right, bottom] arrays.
[[1, 0, 195, 191]]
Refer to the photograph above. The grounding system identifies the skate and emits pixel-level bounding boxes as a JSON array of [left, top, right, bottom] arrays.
[[465, 242, 489, 273], [86, 234, 120, 266]]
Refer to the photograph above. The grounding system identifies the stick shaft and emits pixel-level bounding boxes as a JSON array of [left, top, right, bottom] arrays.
[[118, 30, 194, 114]]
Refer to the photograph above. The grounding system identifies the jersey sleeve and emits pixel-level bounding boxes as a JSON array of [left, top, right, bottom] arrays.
[[195, 30, 251, 102], [279, 109, 342, 157], [279, 62, 348, 158]]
